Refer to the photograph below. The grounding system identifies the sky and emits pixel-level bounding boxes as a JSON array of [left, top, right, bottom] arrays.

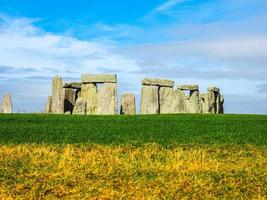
[[0, 0, 267, 114]]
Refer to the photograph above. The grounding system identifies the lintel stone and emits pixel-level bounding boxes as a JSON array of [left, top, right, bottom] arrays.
[[142, 78, 174, 87], [81, 74, 117, 83], [63, 82, 82, 89], [177, 84, 199, 91]]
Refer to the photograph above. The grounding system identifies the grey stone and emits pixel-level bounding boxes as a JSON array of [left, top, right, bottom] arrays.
[[142, 78, 174, 87], [187, 90, 201, 113], [1, 93, 12, 113], [45, 96, 52, 113], [172, 89, 186, 113], [81, 74, 117, 83], [140, 85, 159, 114], [200, 94, 209, 114], [207, 89, 217, 113], [81, 83, 97, 114], [97, 83, 118, 115], [63, 82, 82, 89], [51, 76, 64, 114], [218, 95, 224, 114], [73, 92, 87, 115], [177, 84, 199, 91], [120, 93, 136, 115], [159, 87, 174, 114]]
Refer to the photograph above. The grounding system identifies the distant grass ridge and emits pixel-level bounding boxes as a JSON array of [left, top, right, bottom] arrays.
[[0, 114, 266, 146]]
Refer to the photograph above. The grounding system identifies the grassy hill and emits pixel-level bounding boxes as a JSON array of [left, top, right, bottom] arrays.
[[0, 114, 266, 199], [0, 114, 267, 146]]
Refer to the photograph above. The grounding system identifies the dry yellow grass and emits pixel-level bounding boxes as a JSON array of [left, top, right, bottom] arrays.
[[0, 144, 266, 199]]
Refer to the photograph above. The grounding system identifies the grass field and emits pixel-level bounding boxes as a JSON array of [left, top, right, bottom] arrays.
[[0, 114, 266, 199]]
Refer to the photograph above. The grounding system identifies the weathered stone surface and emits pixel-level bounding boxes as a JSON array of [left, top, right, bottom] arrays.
[[177, 84, 199, 91], [207, 90, 217, 113], [120, 93, 136, 115], [73, 92, 86, 115], [185, 96, 190, 113], [51, 76, 64, 114], [63, 82, 82, 89], [81, 74, 117, 83], [63, 88, 77, 113], [45, 96, 52, 113], [80, 83, 97, 114], [208, 87, 220, 93], [97, 83, 118, 115], [64, 111, 71, 115], [142, 78, 174, 87], [172, 89, 186, 113], [218, 95, 224, 114], [140, 85, 159, 114], [1, 93, 12, 113], [187, 90, 201, 113], [200, 93, 209, 114], [159, 87, 174, 114]]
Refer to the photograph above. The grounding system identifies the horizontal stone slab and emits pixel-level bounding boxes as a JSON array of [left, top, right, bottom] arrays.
[[177, 85, 199, 91], [63, 82, 82, 89], [81, 74, 117, 83], [142, 78, 174, 87], [208, 87, 220, 93]]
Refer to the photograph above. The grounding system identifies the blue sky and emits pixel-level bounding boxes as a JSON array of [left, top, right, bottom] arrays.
[[0, 0, 267, 113]]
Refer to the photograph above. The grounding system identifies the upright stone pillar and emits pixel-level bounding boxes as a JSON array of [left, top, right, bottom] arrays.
[[45, 96, 52, 113], [81, 83, 97, 114], [140, 85, 159, 114], [188, 90, 201, 113], [218, 95, 224, 114], [1, 93, 13, 113], [159, 87, 174, 114], [172, 89, 186, 113], [97, 83, 118, 115], [73, 92, 87, 115], [207, 87, 220, 113], [51, 76, 64, 114], [120, 93, 136, 115]]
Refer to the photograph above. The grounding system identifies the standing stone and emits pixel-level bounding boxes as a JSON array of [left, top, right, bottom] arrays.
[[1, 94, 13, 113], [120, 94, 136, 115], [81, 83, 97, 114], [97, 83, 118, 115], [51, 76, 64, 114], [218, 95, 224, 114], [159, 87, 174, 114], [185, 96, 190, 113], [140, 85, 159, 114], [63, 88, 77, 114], [45, 96, 52, 113], [172, 89, 186, 113], [207, 91, 216, 113], [188, 90, 201, 113], [200, 94, 208, 113], [73, 92, 86, 115]]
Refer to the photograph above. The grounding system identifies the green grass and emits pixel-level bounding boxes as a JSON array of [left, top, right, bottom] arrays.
[[0, 114, 266, 146]]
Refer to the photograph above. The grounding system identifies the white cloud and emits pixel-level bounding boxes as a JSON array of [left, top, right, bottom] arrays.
[[0, 16, 141, 78], [155, 0, 189, 12]]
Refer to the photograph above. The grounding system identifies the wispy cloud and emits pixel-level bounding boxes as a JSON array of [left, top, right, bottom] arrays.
[[155, 0, 189, 12]]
